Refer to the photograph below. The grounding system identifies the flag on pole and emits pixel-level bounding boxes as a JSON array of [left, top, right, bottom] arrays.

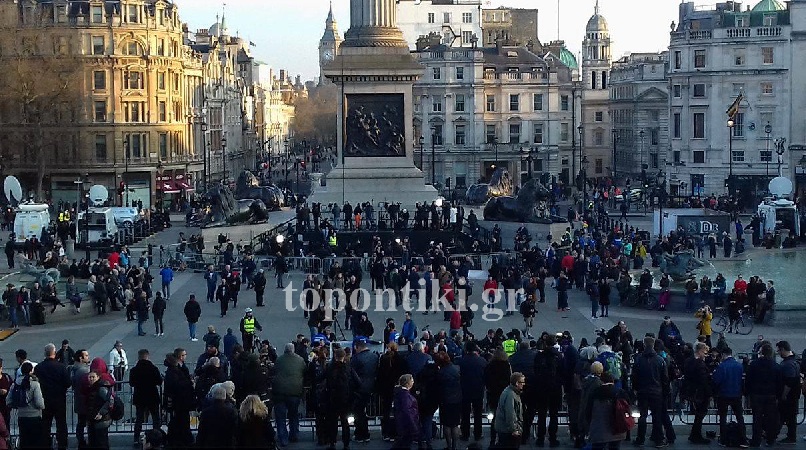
[[726, 93, 743, 118]]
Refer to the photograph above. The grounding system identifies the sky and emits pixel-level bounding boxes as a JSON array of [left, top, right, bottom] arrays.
[[174, 0, 685, 81]]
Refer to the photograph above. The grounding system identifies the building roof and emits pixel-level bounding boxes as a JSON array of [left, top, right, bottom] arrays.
[[752, 0, 786, 12], [482, 46, 545, 68], [559, 47, 578, 69]]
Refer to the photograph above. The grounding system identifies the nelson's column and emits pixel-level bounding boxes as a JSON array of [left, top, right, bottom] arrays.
[[308, 0, 438, 206]]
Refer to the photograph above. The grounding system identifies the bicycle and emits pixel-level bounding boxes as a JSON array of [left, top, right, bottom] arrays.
[[713, 305, 754, 335], [626, 287, 658, 310]]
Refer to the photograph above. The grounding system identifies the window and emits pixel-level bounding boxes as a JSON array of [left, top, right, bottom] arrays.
[[693, 83, 706, 98], [125, 71, 143, 89], [650, 128, 659, 145], [736, 15, 748, 27], [594, 129, 604, 146], [443, 12, 451, 23], [456, 67, 464, 80], [486, 95, 495, 112], [509, 123, 521, 143], [533, 123, 543, 144], [650, 153, 659, 169], [124, 102, 144, 122], [533, 93, 543, 111], [455, 125, 466, 145], [432, 124, 443, 145], [157, 39, 165, 56], [595, 111, 603, 122], [762, 47, 774, 64], [91, 6, 103, 23], [462, 12, 472, 23], [763, 14, 776, 26], [462, 31, 472, 45], [91, 36, 104, 55], [95, 134, 107, 160], [732, 112, 744, 137], [601, 72, 607, 89], [432, 67, 441, 80], [734, 49, 745, 66], [126, 41, 140, 56], [93, 71, 106, 90], [159, 133, 168, 158], [674, 51, 681, 69], [591, 71, 597, 90], [485, 124, 496, 144], [509, 94, 519, 112], [761, 82, 774, 95], [694, 49, 706, 68], [560, 95, 569, 111], [432, 98, 442, 112], [93, 101, 106, 122], [760, 149, 772, 162], [732, 150, 745, 162], [127, 4, 138, 23], [693, 151, 705, 164], [693, 112, 705, 139], [560, 123, 569, 142], [158, 101, 167, 122], [157, 72, 166, 90], [126, 133, 145, 158], [650, 110, 660, 122], [673, 85, 681, 98], [455, 94, 465, 112], [595, 158, 603, 174], [427, 13, 434, 23]]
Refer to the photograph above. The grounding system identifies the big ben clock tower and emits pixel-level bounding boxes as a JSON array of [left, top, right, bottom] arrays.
[[318, 2, 342, 85]]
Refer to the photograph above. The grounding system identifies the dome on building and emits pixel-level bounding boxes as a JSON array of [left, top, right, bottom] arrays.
[[560, 47, 578, 69], [752, 0, 785, 12], [586, 14, 608, 32]]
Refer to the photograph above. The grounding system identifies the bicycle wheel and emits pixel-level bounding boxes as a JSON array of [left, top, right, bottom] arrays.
[[644, 293, 658, 310], [735, 316, 754, 335], [714, 315, 728, 333]]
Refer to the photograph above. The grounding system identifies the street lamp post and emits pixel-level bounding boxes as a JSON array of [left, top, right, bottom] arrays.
[[122, 136, 129, 207], [727, 119, 735, 195], [201, 120, 208, 190], [639, 129, 645, 187], [284, 138, 290, 189], [222, 135, 228, 185], [775, 137, 787, 177], [765, 122, 772, 179], [431, 127, 436, 185], [493, 136, 499, 168], [418, 135, 424, 170], [73, 174, 91, 261], [611, 129, 618, 182], [657, 170, 667, 238]]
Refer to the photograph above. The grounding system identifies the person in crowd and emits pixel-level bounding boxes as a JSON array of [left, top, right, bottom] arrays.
[[69, 350, 90, 448], [533, 336, 562, 447], [377, 342, 406, 442], [459, 342, 487, 442], [236, 394, 276, 448], [129, 349, 163, 446], [711, 347, 746, 447], [240, 308, 263, 353], [86, 369, 114, 449], [436, 351, 462, 450], [152, 292, 167, 337], [273, 343, 306, 447], [183, 294, 201, 341], [163, 352, 194, 448], [683, 342, 712, 444], [323, 347, 360, 450], [746, 343, 779, 447], [33, 343, 71, 450], [776, 340, 800, 445], [392, 373, 419, 450], [351, 337, 379, 443], [582, 372, 627, 450], [494, 372, 524, 449], [196, 384, 237, 448], [485, 348, 512, 447], [631, 336, 672, 447], [12, 362, 45, 449]]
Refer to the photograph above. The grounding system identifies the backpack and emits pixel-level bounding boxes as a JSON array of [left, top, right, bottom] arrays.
[[611, 397, 636, 434], [109, 392, 125, 421], [534, 351, 559, 386], [9, 381, 29, 409], [326, 363, 350, 405], [597, 352, 623, 381]]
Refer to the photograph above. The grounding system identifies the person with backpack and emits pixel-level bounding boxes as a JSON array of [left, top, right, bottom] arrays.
[[582, 372, 629, 449], [86, 369, 114, 449], [519, 294, 537, 339], [595, 344, 624, 390], [533, 335, 563, 447], [630, 336, 671, 448], [11, 362, 45, 449]]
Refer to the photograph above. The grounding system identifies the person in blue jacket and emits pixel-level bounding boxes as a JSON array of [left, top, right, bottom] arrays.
[[711, 347, 747, 446]]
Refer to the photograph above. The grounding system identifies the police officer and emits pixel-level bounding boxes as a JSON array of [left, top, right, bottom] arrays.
[[239, 308, 263, 352]]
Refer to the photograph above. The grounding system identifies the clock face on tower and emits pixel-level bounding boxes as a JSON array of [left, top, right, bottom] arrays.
[[323, 50, 334, 61]]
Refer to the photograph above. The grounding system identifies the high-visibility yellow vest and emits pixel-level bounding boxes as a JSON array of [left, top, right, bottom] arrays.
[[328, 235, 337, 247], [503, 339, 516, 356], [64, 211, 70, 221], [243, 317, 255, 333], [58, 213, 64, 222]]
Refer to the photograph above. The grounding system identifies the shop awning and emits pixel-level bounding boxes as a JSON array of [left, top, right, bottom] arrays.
[[161, 182, 180, 194]]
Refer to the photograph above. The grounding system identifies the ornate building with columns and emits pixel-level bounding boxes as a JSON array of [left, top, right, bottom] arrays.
[[0, 0, 204, 208]]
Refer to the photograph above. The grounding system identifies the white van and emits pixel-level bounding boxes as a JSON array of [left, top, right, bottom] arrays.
[[13, 203, 51, 244], [108, 207, 142, 228], [78, 207, 119, 246]]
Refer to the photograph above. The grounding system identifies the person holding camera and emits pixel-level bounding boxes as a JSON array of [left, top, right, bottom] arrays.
[[695, 305, 713, 348]]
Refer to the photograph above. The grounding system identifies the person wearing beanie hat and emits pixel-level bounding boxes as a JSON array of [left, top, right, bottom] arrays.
[[196, 384, 237, 447]]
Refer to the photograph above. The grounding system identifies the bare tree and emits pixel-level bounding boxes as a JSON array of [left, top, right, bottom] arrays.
[[0, 33, 84, 200], [291, 83, 338, 146]]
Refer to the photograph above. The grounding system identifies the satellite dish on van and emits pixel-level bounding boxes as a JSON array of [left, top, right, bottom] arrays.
[[768, 176, 793, 198], [3, 176, 22, 207], [88, 184, 109, 206]]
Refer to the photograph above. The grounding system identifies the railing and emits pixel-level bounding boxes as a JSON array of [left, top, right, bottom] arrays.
[[726, 28, 751, 38], [688, 30, 712, 40], [757, 26, 782, 37]]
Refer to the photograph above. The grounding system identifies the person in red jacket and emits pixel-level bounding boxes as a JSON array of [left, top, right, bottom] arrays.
[[442, 281, 455, 321], [733, 275, 748, 294], [483, 276, 498, 310], [449, 309, 462, 337]]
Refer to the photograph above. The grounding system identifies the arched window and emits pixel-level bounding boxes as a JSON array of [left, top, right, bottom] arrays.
[[125, 41, 143, 56]]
